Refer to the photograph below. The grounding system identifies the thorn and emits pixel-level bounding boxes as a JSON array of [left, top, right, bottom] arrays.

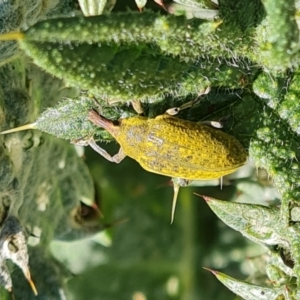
[[29, 232, 39, 238], [193, 192, 203, 198], [99, 217, 129, 232], [154, 0, 167, 11], [0, 123, 37, 135], [203, 267, 217, 275], [194, 194, 211, 202], [220, 176, 223, 190], [10, 290, 16, 300], [213, 19, 223, 29], [80, 201, 103, 219], [23, 268, 38, 296], [0, 32, 24, 41], [110, 218, 129, 227], [91, 202, 103, 218], [170, 184, 180, 224]]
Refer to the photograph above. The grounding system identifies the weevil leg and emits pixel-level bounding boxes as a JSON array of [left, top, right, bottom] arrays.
[[200, 121, 223, 128], [166, 100, 197, 115], [88, 139, 126, 163], [131, 100, 144, 115], [166, 86, 211, 115], [112, 147, 127, 163], [170, 178, 190, 224], [220, 176, 223, 190]]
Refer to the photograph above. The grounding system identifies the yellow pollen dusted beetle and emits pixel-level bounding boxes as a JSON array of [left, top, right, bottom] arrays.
[[87, 98, 247, 224], [0, 91, 247, 223]]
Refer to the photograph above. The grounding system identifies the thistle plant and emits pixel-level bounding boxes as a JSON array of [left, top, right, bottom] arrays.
[[0, 0, 300, 299]]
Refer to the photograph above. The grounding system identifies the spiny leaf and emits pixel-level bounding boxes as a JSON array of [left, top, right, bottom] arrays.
[[0, 95, 136, 143], [201, 195, 284, 247], [78, 0, 116, 16], [258, 0, 299, 70], [204, 268, 285, 300]]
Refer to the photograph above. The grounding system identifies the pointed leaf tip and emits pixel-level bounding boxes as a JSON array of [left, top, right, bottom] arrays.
[[170, 184, 180, 224], [91, 203, 103, 218], [0, 123, 37, 135], [202, 195, 212, 202], [23, 268, 38, 296], [28, 277, 38, 296], [203, 267, 217, 275], [154, 0, 167, 11], [0, 31, 24, 41], [11, 290, 16, 300], [193, 193, 211, 202]]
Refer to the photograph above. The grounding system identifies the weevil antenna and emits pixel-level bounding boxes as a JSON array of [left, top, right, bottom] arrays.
[[0, 32, 24, 40], [170, 184, 180, 224], [0, 123, 37, 134]]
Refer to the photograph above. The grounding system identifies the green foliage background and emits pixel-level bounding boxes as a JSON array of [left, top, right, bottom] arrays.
[[0, 0, 300, 299]]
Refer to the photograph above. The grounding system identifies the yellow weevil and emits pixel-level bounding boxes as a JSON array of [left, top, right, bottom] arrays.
[[87, 102, 247, 223], [0, 100, 247, 223]]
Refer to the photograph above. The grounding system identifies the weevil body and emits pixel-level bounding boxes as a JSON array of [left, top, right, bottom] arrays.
[[88, 110, 247, 223], [88, 111, 247, 179]]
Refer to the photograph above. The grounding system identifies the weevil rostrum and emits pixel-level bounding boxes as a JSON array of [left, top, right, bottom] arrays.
[[87, 102, 247, 223]]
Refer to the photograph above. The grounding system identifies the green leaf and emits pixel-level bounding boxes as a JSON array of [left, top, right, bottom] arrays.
[[205, 268, 284, 300], [202, 195, 285, 247]]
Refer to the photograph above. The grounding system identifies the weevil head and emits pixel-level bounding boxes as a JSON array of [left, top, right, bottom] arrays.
[[88, 110, 120, 138]]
